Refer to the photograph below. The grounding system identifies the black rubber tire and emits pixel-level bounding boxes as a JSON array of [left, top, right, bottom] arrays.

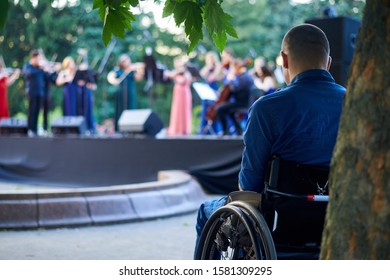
[[195, 202, 276, 260]]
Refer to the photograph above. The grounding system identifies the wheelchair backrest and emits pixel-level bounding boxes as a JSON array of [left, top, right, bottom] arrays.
[[266, 156, 329, 195], [263, 156, 330, 247]]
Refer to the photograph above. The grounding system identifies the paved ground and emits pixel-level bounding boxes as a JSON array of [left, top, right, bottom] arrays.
[[0, 210, 201, 260]]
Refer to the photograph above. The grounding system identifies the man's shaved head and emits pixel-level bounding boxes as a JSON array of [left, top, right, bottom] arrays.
[[282, 24, 330, 70]]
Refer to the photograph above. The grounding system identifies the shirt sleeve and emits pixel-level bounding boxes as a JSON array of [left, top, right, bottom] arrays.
[[239, 99, 274, 192]]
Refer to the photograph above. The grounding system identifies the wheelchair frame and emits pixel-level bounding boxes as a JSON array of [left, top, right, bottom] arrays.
[[195, 157, 330, 260]]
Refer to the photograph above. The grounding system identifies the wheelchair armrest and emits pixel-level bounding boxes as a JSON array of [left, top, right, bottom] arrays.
[[226, 191, 262, 209]]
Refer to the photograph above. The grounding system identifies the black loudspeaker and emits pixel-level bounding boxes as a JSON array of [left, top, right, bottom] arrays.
[[305, 16, 361, 86], [0, 118, 28, 135], [118, 109, 164, 137], [51, 116, 86, 135]]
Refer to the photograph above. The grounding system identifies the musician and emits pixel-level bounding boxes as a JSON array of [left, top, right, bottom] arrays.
[[215, 58, 254, 136], [165, 56, 192, 136], [56, 56, 78, 116], [74, 61, 97, 134], [0, 61, 20, 121], [41, 54, 59, 134], [198, 51, 223, 135], [251, 57, 278, 97], [23, 49, 57, 136], [200, 51, 222, 91], [107, 54, 144, 132], [220, 48, 235, 85]]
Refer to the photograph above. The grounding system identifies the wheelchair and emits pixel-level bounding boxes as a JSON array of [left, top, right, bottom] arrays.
[[195, 156, 330, 260]]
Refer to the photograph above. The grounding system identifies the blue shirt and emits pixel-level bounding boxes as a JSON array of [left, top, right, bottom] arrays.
[[23, 63, 47, 97], [239, 69, 346, 192], [229, 71, 254, 105]]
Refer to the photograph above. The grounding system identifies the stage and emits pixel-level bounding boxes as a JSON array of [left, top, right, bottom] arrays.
[[0, 134, 244, 194]]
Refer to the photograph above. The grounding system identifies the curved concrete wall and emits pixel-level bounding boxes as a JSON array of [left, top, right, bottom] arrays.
[[0, 171, 207, 229]]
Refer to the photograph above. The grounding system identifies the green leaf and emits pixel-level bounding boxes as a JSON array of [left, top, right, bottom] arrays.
[[0, 0, 9, 29], [188, 28, 203, 53], [212, 32, 227, 52], [163, 1, 203, 53], [102, 21, 112, 45], [93, 0, 104, 9], [97, 5, 106, 21], [203, 0, 238, 51], [97, 3, 136, 46], [162, 0, 175, 18]]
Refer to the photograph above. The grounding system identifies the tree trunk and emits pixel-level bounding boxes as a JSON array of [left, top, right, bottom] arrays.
[[321, 0, 390, 259]]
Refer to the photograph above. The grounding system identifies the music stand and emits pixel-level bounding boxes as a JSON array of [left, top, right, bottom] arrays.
[[192, 82, 219, 135], [192, 82, 217, 101]]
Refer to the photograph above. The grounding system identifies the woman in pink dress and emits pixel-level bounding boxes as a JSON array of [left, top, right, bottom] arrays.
[[0, 62, 20, 121], [166, 57, 192, 136]]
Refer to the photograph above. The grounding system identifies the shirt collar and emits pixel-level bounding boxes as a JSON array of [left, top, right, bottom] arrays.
[[290, 69, 335, 84]]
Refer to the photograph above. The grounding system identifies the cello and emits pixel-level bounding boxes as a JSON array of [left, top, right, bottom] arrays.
[[205, 83, 231, 121]]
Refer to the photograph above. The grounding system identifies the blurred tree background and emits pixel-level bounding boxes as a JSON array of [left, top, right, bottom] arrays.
[[0, 0, 365, 134]]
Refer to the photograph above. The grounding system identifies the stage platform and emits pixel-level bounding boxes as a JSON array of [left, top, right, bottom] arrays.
[[0, 134, 244, 229], [0, 135, 244, 194]]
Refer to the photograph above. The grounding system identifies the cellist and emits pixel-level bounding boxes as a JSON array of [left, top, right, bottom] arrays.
[[212, 58, 254, 136], [201, 48, 234, 134]]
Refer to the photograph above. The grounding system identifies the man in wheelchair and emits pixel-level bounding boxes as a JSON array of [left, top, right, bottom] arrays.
[[195, 24, 346, 260]]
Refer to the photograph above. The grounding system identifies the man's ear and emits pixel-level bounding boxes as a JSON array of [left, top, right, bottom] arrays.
[[326, 56, 332, 71], [281, 51, 288, 69]]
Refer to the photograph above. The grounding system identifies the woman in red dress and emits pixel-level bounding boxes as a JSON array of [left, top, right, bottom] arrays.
[[0, 62, 20, 120]]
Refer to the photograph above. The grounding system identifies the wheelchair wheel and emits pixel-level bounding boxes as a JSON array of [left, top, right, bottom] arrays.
[[195, 202, 277, 260]]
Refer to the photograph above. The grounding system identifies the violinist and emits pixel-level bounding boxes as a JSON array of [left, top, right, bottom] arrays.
[[107, 54, 144, 132], [0, 60, 20, 121], [214, 58, 254, 136], [200, 51, 222, 91], [23, 49, 58, 136], [220, 48, 235, 85], [165, 56, 192, 136], [41, 51, 60, 135]]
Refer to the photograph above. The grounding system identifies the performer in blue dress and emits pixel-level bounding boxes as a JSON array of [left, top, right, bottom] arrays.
[[56, 56, 78, 116]]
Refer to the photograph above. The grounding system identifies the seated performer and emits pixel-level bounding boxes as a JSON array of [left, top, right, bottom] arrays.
[[213, 58, 254, 136], [195, 23, 346, 253]]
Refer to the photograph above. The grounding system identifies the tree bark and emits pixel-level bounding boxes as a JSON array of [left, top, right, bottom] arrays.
[[321, 0, 390, 259]]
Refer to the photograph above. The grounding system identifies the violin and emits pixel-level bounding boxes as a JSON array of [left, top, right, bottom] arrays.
[[205, 83, 231, 121]]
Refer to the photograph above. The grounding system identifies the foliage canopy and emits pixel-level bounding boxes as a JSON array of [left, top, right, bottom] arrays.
[[92, 0, 238, 53]]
